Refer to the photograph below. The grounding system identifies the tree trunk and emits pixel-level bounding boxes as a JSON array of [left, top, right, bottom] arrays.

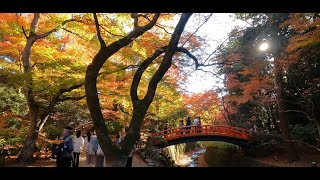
[[265, 108, 272, 133], [274, 57, 299, 162], [17, 104, 39, 164], [17, 13, 85, 164], [105, 152, 127, 167], [270, 105, 280, 133], [85, 13, 162, 166], [85, 13, 191, 166], [17, 27, 38, 164], [124, 13, 193, 157]]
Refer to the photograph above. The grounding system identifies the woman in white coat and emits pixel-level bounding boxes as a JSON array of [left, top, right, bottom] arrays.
[[73, 130, 84, 167]]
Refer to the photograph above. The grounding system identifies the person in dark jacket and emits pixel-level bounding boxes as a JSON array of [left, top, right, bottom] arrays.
[[185, 117, 192, 134], [56, 125, 74, 167]]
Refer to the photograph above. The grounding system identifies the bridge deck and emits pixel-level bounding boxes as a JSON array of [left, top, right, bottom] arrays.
[[151, 125, 250, 146]]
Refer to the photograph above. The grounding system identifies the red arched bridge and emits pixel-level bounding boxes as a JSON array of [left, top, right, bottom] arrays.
[[151, 125, 251, 148]]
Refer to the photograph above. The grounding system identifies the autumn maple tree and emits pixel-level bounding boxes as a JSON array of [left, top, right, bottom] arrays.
[[0, 13, 92, 164], [1, 13, 319, 166]]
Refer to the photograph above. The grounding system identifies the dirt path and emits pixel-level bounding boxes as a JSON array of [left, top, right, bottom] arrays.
[[5, 150, 148, 167], [77, 150, 148, 167]]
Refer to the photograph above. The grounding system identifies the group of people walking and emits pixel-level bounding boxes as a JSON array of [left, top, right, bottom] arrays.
[[53, 126, 101, 167], [180, 116, 202, 133], [83, 129, 105, 167], [53, 125, 132, 167], [162, 116, 202, 135], [180, 116, 202, 127]]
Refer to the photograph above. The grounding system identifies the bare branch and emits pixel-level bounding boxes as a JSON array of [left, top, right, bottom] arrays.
[[31, 59, 41, 68], [181, 13, 213, 47], [99, 64, 139, 76], [131, 46, 167, 102], [137, 14, 150, 20], [39, 83, 84, 121], [203, 29, 245, 64], [21, 26, 28, 38], [35, 19, 79, 40], [176, 47, 200, 69], [93, 13, 107, 48], [138, 13, 172, 34], [131, 13, 139, 28], [58, 95, 86, 102], [286, 140, 320, 152], [176, 47, 236, 70], [60, 83, 84, 94], [62, 27, 86, 40], [155, 23, 172, 34], [61, 18, 79, 26], [37, 29, 57, 39], [203, 37, 230, 64], [293, 79, 315, 111], [34, 84, 51, 98], [197, 68, 225, 80], [100, 25, 125, 37], [283, 110, 313, 121]]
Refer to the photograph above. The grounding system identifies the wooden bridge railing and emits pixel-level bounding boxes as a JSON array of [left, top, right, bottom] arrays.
[[151, 125, 250, 144]]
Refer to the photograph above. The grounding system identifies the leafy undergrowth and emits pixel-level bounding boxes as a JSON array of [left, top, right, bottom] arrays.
[[203, 142, 320, 167], [249, 152, 320, 167], [203, 142, 236, 167]]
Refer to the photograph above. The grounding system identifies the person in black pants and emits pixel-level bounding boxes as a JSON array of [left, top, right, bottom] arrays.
[[126, 154, 133, 167], [56, 125, 74, 167], [126, 146, 135, 167], [73, 130, 84, 167]]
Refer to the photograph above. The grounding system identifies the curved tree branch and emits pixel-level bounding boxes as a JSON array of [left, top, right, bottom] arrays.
[[122, 13, 193, 160], [93, 13, 107, 48], [85, 13, 161, 164], [176, 47, 236, 70], [138, 13, 172, 34], [58, 95, 86, 102], [29, 13, 40, 35], [130, 46, 167, 103], [100, 25, 126, 37], [144, 14, 192, 105], [62, 27, 86, 40], [131, 13, 139, 28], [21, 26, 28, 38]]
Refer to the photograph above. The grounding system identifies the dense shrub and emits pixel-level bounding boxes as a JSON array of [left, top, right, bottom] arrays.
[[105, 120, 124, 135], [291, 124, 318, 144], [43, 123, 64, 140], [0, 85, 27, 116], [6, 118, 22, 129], [203, 142, 235, 167]]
